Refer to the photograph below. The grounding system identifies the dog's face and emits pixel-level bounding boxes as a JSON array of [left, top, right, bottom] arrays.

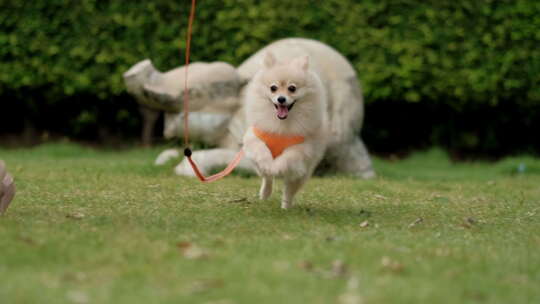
[[258, 53, 311, 120]]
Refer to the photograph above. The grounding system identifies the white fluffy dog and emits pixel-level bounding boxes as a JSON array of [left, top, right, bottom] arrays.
[[242, 52, 328, 209]]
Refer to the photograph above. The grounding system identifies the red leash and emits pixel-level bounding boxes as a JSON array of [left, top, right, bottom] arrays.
[[182, 0, 244, 183], [182, 0, 196, 148]]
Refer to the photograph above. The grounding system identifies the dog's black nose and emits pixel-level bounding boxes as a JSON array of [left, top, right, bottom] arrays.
[[277, 96, 286, 104]]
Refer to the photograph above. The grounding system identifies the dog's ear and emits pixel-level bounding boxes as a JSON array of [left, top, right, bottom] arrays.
[[292, 55, 309, 72], [263, 51, 276, 69]]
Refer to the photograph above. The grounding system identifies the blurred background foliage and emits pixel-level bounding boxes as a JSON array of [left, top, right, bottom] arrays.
[[1, 0, 539, 157]]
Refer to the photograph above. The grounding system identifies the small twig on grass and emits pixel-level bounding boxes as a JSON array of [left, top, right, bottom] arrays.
[[177, 242, 209, 260], [227, 197, 249, 204], [408, 217, 424, 228], [381, 256, 404, 273], [66, 212, 85, 220]]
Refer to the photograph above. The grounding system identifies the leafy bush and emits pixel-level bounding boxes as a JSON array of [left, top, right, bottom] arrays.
[[1, 0, 539, 154]]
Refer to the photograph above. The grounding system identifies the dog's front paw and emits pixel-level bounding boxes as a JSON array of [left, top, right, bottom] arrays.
[[281, 200, 292, 209]]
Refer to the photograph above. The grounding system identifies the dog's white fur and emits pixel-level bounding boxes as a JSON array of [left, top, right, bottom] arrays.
[[242, 52, 328, 209]]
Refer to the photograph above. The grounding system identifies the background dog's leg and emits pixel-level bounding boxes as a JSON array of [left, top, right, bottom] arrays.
[[327, 137, 376, 179], [259, 176, 273, 200], [281, 178, 306, 209], [323, 77, 375, 178], [327, 77, 364, 146]]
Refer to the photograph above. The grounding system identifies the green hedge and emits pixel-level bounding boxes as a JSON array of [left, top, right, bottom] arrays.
[[1, 0, 539, 153]]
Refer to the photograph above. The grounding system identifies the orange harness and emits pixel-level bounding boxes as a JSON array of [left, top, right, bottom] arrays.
[[252, 126, 305, 159]]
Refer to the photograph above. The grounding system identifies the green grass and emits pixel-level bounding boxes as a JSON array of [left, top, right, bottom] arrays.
[[1, 143, 539, 304]]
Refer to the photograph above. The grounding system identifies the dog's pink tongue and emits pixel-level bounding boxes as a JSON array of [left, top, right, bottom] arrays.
[[277, 105, 289, 119]]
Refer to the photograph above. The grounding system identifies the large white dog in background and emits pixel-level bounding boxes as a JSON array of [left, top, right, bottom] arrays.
[[124, 38, 375, 180]]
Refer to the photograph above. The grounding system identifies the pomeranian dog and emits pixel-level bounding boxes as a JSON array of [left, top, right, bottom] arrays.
[[243, 52, 328, 209]]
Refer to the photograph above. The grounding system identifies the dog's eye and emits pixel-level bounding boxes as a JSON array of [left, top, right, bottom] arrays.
[[270, 85, 278, 92], [288, 85, 296, 93]]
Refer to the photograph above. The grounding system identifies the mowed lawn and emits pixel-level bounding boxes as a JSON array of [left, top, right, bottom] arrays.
[[0, 143, 539, 304]]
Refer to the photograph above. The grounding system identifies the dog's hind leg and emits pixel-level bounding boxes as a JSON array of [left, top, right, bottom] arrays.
[[259, 176, 273, 200], [281, 177, 306, 209]]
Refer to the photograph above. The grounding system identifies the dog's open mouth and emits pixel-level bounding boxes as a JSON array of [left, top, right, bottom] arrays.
[[274, 102, 295, 120]]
